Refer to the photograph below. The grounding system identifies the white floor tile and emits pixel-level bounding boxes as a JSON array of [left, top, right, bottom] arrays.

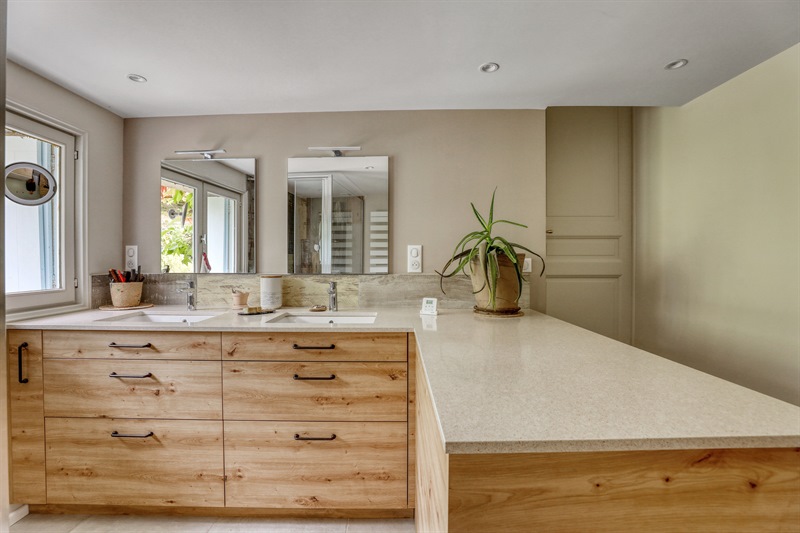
[[208, 518, 347, 533], [10, 513, 88, 533], [70, 514, 217, 533]]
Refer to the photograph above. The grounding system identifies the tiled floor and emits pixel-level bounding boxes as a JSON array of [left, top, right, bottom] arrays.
[[10, 514, 416, 533]]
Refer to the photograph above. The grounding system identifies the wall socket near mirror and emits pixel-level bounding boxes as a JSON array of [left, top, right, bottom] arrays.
[[408, 245, 422, 273], [125, 245, 138, 271]]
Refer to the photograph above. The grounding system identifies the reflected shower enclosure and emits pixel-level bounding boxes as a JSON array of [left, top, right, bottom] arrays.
[[288, 156, 388, 274]]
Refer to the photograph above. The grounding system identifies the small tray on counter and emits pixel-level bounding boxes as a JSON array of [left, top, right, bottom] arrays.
[[237, 309, 275, 316]]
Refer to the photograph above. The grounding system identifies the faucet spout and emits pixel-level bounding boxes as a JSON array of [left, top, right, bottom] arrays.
[[328, 281, 338, 312], [177, 280, 196, 311]]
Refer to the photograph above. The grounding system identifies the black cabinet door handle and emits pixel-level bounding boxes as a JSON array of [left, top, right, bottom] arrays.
[[108, 342, 153, 349], [292, 343, 335, 350], [111, 431, 154, 439], [294, 433, 337, 441], [293, 374, 336, 381], [17, 342, 29, 384], [109, 372, 153, 379]]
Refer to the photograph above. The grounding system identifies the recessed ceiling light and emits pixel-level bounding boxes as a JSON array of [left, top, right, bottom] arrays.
[[480, 62, 500, 73], [127, 73, 148, 83], [664, 59, 689, 70]]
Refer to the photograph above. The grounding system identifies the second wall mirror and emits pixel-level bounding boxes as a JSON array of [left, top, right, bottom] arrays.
[[288, 156, 389, 274]]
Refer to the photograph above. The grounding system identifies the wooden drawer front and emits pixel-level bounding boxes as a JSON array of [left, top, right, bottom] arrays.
[[43, 359, 222, 419], [223, 362, 407, 421], [46, 418, 224, 507], [225, 421, 407, 508], [7, 330, 47, 504], [43, 330, 221, 360], [222, 332, 406, 362]]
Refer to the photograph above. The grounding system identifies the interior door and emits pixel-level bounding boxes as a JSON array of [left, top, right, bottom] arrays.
[[545, 107, 633, 342]]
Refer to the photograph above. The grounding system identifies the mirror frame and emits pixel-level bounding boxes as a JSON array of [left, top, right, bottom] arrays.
[[4, 161, 58, 206]]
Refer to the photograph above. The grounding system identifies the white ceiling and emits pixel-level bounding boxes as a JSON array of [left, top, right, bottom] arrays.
[[7, 0, 800, 119]]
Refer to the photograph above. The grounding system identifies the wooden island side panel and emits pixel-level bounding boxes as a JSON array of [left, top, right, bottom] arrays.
[[446, 447, 800, 532]]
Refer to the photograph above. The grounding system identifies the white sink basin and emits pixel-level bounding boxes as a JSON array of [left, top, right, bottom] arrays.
[[266, 312, 377, 325], [97, 311, 216, 324]]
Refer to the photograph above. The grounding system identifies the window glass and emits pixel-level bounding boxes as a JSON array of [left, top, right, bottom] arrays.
[[5, 112, 77, 311]]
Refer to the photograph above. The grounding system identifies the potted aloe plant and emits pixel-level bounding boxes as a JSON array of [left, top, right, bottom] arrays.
[[437, 190, 545, 315]]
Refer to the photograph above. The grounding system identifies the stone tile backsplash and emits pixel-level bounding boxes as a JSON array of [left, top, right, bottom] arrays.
[[91, 272, 530, 310]]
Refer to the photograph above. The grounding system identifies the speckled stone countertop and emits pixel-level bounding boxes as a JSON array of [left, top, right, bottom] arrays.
[[8, 306, 800, 454]]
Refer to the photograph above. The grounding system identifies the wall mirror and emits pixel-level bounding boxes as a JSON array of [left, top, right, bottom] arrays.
[[5, 162, 57, 206], [288, 156, 388, 274], [160, 158, 256, 273]]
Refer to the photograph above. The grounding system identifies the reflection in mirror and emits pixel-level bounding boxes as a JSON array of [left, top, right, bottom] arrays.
[[288, 156, 388, 274], [160, 158, 256, 273], [5, 162, 57, 206]]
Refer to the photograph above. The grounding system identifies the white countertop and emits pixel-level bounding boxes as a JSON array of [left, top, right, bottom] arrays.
[[9, 305, 800, 454]]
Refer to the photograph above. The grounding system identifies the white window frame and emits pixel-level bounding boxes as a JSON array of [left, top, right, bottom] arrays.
[[5, 105, 87, 318]]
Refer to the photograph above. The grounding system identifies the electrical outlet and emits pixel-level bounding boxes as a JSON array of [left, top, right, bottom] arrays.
[[522, 257, 532, 273], [408, 245, 422, 273], [125, 245, 138, 271]]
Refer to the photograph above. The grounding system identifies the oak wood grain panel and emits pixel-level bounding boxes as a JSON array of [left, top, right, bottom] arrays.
[[28, 504, 413, 519], [45, 418, 224, 507], [407, 333, 416, 509], [225, 421, 407, 509], [7, 330, 46, 504], [43, 359, 222, 419], [223, 361, 406, 421], [222, 332, 406, 362], [448, 448, 800, 533], [415, 358, 448, 533], [43, 330, 221, 360]]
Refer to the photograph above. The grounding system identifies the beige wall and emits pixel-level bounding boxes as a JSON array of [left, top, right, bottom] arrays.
[[633, 44, 800, 405], [124, 110, 547, 310], [1, 1, 10, 528], [5, 61, 124, 277]]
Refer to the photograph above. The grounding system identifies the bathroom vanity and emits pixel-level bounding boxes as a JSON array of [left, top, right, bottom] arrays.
[[7, 307, 800, 530]]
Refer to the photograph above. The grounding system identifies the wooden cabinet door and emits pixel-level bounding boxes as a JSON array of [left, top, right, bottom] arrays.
[[46, 418, 224, 507], [43, 330, 221, 360], [44, 359, 222, 419], [225, 421, 407, 509], [222, 332, 406, 361], [7, 330, 46, 503], [223, 361, 407, 421]]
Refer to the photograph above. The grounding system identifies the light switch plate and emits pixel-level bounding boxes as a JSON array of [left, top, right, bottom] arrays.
[[408, 245, 422, 273], [522, 257, 532, 273], [125, 245, 138, 271]]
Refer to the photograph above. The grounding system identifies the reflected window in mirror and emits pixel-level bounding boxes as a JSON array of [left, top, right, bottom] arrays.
[[288, 156, 388, 274], [160, 158, 256, 273]]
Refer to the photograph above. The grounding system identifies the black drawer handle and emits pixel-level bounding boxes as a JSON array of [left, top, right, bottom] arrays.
[[293, 373, 336, 381], [292, 343, 335, 350], [294, 433, 336, 441], [111, 431, 154, 439], [109, 372, 153, 379], [17, 342, 29, 384], [109, 342, 153, 349]]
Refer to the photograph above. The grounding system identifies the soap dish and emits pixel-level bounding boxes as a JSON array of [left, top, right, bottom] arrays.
[[237, 309, 275, 316], [309, 305, 327, 312]]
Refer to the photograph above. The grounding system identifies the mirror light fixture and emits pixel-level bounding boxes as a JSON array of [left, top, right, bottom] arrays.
[[308, 146, 361, 157], [174, 149, 227, 159]]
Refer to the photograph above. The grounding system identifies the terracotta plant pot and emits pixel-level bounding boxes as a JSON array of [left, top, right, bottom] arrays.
[[469, 253, 525, 314]]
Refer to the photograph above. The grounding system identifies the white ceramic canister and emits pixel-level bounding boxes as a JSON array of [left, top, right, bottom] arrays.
[[260, 275, 283, 310]]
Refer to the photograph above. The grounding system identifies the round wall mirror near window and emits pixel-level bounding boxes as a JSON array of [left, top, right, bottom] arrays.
[[4, 162, 57, 206]]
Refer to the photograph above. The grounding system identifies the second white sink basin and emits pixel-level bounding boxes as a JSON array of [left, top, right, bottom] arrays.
[[266, 312, 377, 325], [97, 311, 216, 324]]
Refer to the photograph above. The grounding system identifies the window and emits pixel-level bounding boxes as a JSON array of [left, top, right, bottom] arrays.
[[5, 111, 78, 312]]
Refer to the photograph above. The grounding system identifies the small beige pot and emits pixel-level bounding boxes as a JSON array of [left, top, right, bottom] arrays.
[[469, 253, 525, 314], [110, 282, 143, 308]]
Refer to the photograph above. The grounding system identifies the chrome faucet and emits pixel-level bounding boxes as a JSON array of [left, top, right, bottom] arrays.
[[328, 281, 338, 312], [177, 280, 196, 311]]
